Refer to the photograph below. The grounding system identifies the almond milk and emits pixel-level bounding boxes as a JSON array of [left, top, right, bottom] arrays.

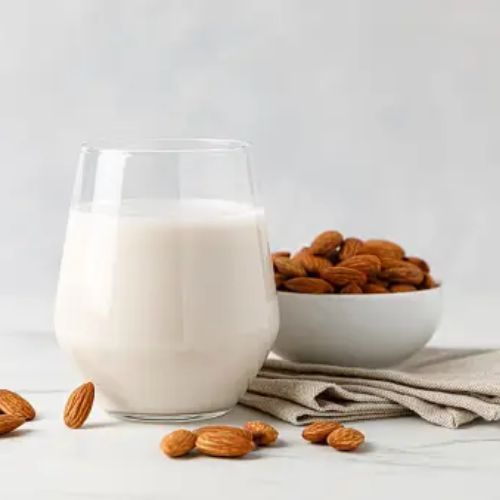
[[55, 199, 279, 418]]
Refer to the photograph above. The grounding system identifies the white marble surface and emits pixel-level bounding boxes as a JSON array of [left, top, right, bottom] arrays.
[[1, 329, 500, 500]]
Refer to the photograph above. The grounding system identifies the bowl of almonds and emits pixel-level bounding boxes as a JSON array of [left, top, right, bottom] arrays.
[[272, 230, 442, 368]]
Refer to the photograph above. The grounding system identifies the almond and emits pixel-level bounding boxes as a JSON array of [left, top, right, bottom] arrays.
[[284, 277, 334, 294], [272, 251, 291, 260], [379, 263, 424, 285], [63, 382, 95, 429], [302, 421, 343, 443], [0, 414, 25, 435], [327, 427, 365, 451], [294, 252, 332, 275], [390, 284, 417, 293], [273, 257, 307, 278], [194, 425, 253, 441], [292, 247, 311, 260], [274, 273, 286, 289], [363, 283, 388, 294], [421, 273, 438, 289], [359, 240, 405, 260], [310, 231, 343, 256], [339, 238, 363, 261], [340, 283, 363, 294], [160, 429, 197, 457], [196, 429, 255, 458], [341, 255, 381, 275], [0, 390, 36, 421], [243, 421, 279, 446], [319, 266, 367, 287], [406, 256, 430, 273], [380, 257, 406, 270]]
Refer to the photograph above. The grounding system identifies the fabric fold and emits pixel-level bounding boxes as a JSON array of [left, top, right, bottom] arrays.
[[239, 348, 500, 428]]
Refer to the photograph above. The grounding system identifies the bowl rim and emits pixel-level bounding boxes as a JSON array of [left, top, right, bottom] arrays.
[[277, 283, 442, 300]]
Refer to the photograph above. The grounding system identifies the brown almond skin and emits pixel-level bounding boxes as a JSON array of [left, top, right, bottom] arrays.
[[274, 273, 286, 289], [0, 390, 36, 421], [273, 257, 307, 278], [327, 427, 365, 451], [421, 273, 438, 289], [379, 263, 424, 285], [339, 238, 363, 261], [196, 430, 255, 458], [272, 251, 291, 260], [160, 429, 197, 457], [194, 425, 253, 441], [390, 284, 417, 293], [310, 231, 343, 256], [284, 277, 334, 294], [340, 283, 363, 294], [302, 421, 343, 443], [320, 266, 367, 287], [243, 421, 279, 446], [359, 240, 405, 260], [363, 283, 389, 294], [0, 414, 26, 435], [341, 255, 381, 276], [294, 252, 332, 275], [64, 382, 95, 429], [406, 256, 430, 273]]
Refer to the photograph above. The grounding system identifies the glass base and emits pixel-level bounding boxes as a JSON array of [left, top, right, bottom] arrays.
[[108, 407, 233, 423]]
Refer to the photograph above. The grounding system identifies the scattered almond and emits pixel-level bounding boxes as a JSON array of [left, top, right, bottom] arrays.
[[0, 414, 25, 436], [194, 425, 252, 441], [195, 429, 255, 458], [63, 382, 95, 429], [284, 277, 334, 294], [0, 390, 36, 421], [160, 429, 197, 458], [327, 427, 365, 451], [302, 421, 343, 443], [243, 421, 279, 446]]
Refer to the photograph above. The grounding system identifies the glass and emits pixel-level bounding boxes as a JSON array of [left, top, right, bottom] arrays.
[[55, 139, 279, 422]]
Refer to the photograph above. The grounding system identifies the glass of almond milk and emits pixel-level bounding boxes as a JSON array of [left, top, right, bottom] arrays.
[[55, 139, 279, 422]]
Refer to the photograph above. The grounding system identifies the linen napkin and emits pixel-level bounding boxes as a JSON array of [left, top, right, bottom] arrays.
[[240, 348, 500, 428]]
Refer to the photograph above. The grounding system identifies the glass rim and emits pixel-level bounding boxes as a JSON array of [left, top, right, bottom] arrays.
[[81, 137, 251, 154]]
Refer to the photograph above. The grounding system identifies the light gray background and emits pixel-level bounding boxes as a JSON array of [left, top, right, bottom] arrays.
[[1, 0, 498, 337]]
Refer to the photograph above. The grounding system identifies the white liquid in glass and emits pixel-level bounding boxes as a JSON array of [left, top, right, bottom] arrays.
[[55, 199, 279, 415]]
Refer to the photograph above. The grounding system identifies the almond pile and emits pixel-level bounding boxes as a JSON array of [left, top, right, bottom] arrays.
[[160, 421, 278, 459], [61, 383, 366, 457], [0, 389, 36, 436], [273, 230, 438, 294]]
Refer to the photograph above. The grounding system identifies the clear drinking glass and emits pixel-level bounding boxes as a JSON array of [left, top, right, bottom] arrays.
[[55, 139, 279, 422]]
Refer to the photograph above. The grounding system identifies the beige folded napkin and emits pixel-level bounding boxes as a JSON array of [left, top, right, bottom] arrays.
[[240, 348, 500, 428]]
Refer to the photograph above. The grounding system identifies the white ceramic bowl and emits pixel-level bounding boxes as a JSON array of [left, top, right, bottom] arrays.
[[273, 287, 443, 368]]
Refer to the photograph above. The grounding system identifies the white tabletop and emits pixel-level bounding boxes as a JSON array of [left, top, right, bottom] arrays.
[[2, 318, 500, 499]]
